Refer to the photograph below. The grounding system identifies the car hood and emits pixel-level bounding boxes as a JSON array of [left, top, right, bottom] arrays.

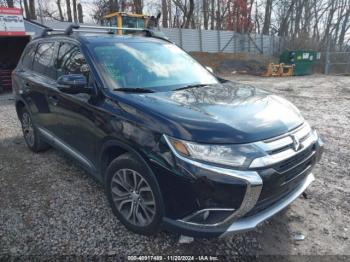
[[119, 81, 304, 144]]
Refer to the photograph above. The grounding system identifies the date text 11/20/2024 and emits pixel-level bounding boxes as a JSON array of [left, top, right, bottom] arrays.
[[127, 255, 219, 261]]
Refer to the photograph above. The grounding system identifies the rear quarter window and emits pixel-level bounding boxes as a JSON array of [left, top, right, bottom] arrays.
[[32, 42, 56, 79], [21, 44, 36, 70]]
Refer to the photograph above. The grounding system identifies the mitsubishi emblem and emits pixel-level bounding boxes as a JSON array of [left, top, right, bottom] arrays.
[[291, 135, 302, 151]]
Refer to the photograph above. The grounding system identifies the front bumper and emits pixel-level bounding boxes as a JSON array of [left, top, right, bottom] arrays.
[[162, 172, 314, 238], [220, 172, 314, 237], [160, 124, 323, 238]]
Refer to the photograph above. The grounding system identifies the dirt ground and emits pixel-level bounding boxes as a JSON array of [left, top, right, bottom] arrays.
[[223, 74, 350, 256], [191, 52, 278, 75], [0, 74, 349, 259]]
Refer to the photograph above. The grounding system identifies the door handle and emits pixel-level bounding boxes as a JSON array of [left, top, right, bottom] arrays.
[[48, 95, 59, 106]]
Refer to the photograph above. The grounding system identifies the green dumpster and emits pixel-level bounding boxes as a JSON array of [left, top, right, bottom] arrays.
[[280, 50, 321, 76]]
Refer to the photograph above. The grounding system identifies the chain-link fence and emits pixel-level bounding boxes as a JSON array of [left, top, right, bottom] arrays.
[[162, 28, 285, 56], [323, 51, 350, 75]]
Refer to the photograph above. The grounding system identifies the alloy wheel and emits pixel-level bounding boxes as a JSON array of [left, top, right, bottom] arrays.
[[22, 112, 35, 147], [111, 168, 156, 226]]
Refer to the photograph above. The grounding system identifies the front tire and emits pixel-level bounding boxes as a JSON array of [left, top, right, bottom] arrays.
[[19, 108, 50, 152], [106, 153, 164, 235]]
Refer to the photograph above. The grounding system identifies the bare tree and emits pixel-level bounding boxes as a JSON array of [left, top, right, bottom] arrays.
[[133, 0, 142, 14], [73, 0, 78, 22], [66, 0, 73, 22], [172, 0, 195, 28], [78, 3, 84, 23], [162, 0, 168, 27], [28, 0, 36, 19], [338, 1, 350, 49], [203, 0, 209, 29], [262, 0, 273, 34], [23, 0, 30, 19], [5, 0, 14, 7], [56, 0, 64, 21], [210, 0, 215, 29]]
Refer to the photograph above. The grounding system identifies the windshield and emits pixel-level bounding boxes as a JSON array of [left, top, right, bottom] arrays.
[[90, 41, 219, 91]]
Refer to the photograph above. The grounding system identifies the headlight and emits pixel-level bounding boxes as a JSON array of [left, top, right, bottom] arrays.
[[165, 135, 263, 168]]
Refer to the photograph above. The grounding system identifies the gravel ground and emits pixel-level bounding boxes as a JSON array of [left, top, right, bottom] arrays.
[[0, 74, 349, 259]]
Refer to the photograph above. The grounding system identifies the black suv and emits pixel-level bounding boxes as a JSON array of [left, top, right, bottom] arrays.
[[12, 25, 324, 238]]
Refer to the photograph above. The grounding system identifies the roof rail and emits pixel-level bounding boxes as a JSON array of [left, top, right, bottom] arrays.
[[37, 24, 171, 43], [40, 28, 53, 37], [38, 27, 65, 38], [64, 24, 80, 35], [63, 24, 172, 42]]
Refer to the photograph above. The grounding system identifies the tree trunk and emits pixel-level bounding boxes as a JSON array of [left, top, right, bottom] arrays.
[[293, 0, 305, 39], [203, 0, 209, 29], [72, 0, 78, 23], [339, 7, 350, 49], [121, 0, 126, 11], [216, 0, 220, 30], [322, 1, 337, 48], [66, 0, 72, 22], [262, 0, 273, 35], [77, 3, 83, 23], [133, 0, 143, 14], [28, 0, 36, 20], [162, 0, 168, 27], [23, 0, 30, 19], [6, 0, 14, 8], [278, 0, 296, 36], [210, 0, 215, 30], [184, 0, 194, 28], [168, 0, 172, 28], [57, 0, 64, 21]]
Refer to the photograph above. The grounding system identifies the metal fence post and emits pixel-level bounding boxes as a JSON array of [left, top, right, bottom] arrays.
[[325, 40, 331, 75], [179, 27, 183, 49], [199, 28, 203, 52], [240, 33, 244, 52], [217, 30, 221, 52], [233, 32, 235, 53], [248, 35, 251, 53]]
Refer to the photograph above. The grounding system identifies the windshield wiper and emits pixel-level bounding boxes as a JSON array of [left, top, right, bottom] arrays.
[[113, 87, 155, 93], [173, 84, 212, 91]]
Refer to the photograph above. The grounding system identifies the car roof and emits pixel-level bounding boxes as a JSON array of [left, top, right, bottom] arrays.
[[79, 34, 168, 44]]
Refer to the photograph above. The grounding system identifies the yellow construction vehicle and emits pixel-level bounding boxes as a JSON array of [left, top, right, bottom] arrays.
[[264, 63, 294, 77], [103, 12, 152, 35]]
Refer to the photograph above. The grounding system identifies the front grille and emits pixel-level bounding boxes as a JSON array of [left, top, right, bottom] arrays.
[[273, 144, 315, 174], [245, 123, 318, 217]]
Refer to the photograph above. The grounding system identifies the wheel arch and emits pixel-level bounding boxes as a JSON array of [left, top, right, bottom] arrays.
[[99, 140, 154, 184], [15, 99, 27, 118]]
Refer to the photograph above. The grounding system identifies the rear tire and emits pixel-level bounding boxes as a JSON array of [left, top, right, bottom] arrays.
[[19, 108, 50, 152], [106, 153, 164, 235]]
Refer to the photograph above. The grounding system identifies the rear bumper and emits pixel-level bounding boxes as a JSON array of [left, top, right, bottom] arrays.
[[162, 172, 314, 238]]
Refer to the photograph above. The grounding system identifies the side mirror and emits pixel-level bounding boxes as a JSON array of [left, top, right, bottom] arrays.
[[57, 74, 90, 94], [206, 66, 214, 73]]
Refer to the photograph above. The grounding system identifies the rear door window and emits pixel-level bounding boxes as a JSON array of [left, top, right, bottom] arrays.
[[21, 44, 36, 70], [32, 42, 56, 79]]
